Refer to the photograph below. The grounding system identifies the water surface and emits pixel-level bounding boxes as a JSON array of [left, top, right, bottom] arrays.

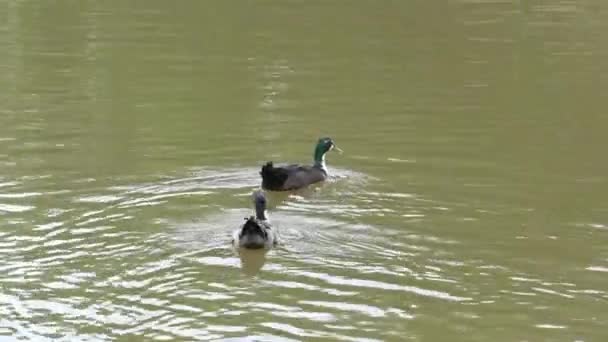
[[1, 1, 608, 341]]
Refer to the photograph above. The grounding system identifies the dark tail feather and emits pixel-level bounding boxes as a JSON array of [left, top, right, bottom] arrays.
[[260, 161, 288, 190], [242, 216, 265, 237]]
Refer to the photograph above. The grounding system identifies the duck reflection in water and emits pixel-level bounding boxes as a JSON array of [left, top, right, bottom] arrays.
[[237, 248, 269, 276]]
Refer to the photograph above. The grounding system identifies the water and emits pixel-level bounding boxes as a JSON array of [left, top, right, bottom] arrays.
[[1, 1, 607, 341]]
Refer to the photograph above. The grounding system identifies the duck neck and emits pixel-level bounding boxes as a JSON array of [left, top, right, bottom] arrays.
[[313, 147, 327, 171], [255, 201, 267, 221]]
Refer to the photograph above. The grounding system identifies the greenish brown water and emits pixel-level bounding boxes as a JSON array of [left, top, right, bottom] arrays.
[[1, 1, 608, 341]]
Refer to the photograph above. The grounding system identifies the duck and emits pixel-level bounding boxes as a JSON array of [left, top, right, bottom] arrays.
[[260, 137, 342, 191], [232, 190, 277, 250]]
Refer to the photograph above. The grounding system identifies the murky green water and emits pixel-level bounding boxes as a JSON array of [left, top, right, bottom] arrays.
[[1, 1, 607, 341]]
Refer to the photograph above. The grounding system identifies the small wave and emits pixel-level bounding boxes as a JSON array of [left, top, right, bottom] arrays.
[[0, 203, 35, 213], [0, 192, 41, 199], [286, 270, 470, 302]]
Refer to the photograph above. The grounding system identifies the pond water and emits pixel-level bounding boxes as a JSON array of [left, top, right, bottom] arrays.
[[1, 1, 607, 341]]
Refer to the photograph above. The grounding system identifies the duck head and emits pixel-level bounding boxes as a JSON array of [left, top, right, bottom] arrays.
[[252, 189, 267, 220], [314, 137, 342, 168]]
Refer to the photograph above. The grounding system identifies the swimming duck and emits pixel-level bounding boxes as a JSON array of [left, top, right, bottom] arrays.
[[260, 137, 342, 191], [232, 190, 277, 250]]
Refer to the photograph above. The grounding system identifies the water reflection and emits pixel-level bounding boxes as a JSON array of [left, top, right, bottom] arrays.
[[236, 248, 269, 276]]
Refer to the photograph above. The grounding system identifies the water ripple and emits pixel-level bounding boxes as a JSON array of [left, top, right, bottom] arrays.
[[286, 270, 470, 302]]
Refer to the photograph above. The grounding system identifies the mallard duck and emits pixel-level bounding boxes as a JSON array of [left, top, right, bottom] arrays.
[[260, 137, 342, 191], [232, 190, 277, 250]]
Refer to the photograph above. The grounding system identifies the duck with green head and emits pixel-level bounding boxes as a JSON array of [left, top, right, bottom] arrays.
[[260, 137, 342, 191]]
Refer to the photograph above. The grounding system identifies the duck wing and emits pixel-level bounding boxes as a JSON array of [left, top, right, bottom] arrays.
[[261, 162, 325, 191], [282, 165, 327, 190]]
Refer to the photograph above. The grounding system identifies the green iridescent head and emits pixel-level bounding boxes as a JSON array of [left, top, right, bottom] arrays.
[[313, 137, 342, 164]]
